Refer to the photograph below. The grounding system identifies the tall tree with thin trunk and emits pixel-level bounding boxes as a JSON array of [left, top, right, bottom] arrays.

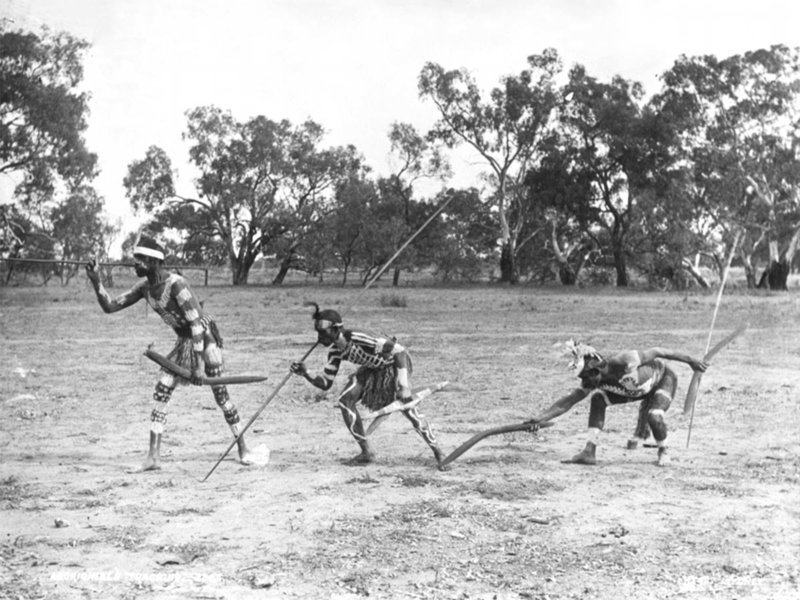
[[556, 66, 662, 287], [384, 122, 451, 286], [656, 44, 800, 289], [418, 49, 561, 283]]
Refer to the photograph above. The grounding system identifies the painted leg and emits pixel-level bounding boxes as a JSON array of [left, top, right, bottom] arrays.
[[338, 385, 374, 465], [649, 382, 674, 467], [142, 431, 162, 471], [402, 407, 446, 470], [628, 399, 652, 449], [648, 407, 670, 467], [230, 422, 252, 466], [208, 364, 251, 465], [141, 381, 172, 471], [564, 392, 606, 465]]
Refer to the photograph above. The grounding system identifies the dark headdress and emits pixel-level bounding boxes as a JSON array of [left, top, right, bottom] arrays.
[[305, 301, 342, 327]]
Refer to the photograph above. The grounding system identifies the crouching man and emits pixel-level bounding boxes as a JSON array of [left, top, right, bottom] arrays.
[[527, 341, 707, 467], [290, 302, 446, 469]]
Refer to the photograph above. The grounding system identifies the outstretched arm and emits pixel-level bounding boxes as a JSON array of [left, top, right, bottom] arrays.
[[639, 347, 708, 372], [85, 259, 142, 313], [529, 387, 590, 423], [290, 361, 334, 390]]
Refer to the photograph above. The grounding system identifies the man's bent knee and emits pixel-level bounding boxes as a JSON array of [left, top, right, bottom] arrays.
[[647, 408, 668, 441]]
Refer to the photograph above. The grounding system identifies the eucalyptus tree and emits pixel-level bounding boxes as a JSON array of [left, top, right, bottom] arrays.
[[0, 25, 97, 201], [123, 145, 226, 265], [382, 121, 451, 285], [1, 24, 100, 269], [50, 186, 114, 283], [418, 49, 561, 283], [319, 175, 379, 285], [430, 187, 497, 282], [126, 109, 362, 285], [656, 44, 800, 289], [126, 110, 290, 285], [522, 136, 597, 285], [555, 65, 674, 287], [264, 124, 365, 285], [183, 107, 299, 285]]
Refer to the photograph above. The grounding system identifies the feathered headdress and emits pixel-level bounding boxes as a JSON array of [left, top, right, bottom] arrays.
[[560, 339, 602, 373]]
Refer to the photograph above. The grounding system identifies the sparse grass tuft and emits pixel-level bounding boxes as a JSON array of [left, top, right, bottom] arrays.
[[379, 293, 407, 308]]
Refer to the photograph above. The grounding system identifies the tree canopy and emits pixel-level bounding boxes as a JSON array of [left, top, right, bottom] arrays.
[[3, 21, 798, 291], [0, 24, 97, 199]]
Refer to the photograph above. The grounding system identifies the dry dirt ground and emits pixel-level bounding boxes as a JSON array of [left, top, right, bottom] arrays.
[[1, 277, 799, 600]]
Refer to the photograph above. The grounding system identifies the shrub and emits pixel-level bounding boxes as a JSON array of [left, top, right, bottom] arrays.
[[379, 293, 407, 308]]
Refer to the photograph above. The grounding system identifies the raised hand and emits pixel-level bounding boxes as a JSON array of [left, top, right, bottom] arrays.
[[85, 258, 100, 284]]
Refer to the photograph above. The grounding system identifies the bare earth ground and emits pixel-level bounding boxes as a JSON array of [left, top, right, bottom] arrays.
[[1, 277, 799, 600]]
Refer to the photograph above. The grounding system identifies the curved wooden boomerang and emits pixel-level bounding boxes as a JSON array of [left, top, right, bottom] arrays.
[[683, 323, 748, 414], [364, 381, 450, 436], [144, 349, 269, 386], [441, 420, 555, 467]]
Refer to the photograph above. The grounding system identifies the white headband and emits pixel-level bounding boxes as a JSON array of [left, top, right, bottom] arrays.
[[133, 246, 164, 260]]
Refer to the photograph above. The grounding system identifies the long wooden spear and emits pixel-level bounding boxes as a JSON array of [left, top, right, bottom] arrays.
[[201, 193, 455, 482], [3, 257, 135, 267], [684, 231, 742, 448]]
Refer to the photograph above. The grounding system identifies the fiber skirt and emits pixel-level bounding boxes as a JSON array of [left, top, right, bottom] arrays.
[[355, 355, 413, 411], [165, 317, 223, 375]]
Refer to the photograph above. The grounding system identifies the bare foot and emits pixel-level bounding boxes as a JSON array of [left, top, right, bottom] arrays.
[[433, 448, 449, 471], [238, 445, 253, 466], [131, 456, 161, 473], [344, 451, 375, 466], [562, 442, 597, 465], [656, 447, 670, 467]]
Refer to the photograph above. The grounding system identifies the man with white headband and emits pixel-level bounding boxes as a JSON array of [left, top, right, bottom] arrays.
[[85, 235, 252, 471], [290, 302, 446, 469], [526, 340, 707, 467]]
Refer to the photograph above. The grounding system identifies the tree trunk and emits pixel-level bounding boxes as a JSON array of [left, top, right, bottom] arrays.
[[759, 231, 800, 290], [739, 231, 766, 289], [549, 223, 577, 286], [499, 242, 518, 284], [757, 260, 789, 290], [681, 258, 710, 288], [558, 264, 577, 285], [613, 246, 628, 287], [272, 255, 291, 285], [229, 241, 254, 285], [392, 266, 401, 287], [743, 264, 757, 288], [231, 259, 249, 285], [758, 241, 790, 290]]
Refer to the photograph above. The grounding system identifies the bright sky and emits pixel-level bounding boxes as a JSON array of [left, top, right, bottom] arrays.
[[2, 0, 799, 247]]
